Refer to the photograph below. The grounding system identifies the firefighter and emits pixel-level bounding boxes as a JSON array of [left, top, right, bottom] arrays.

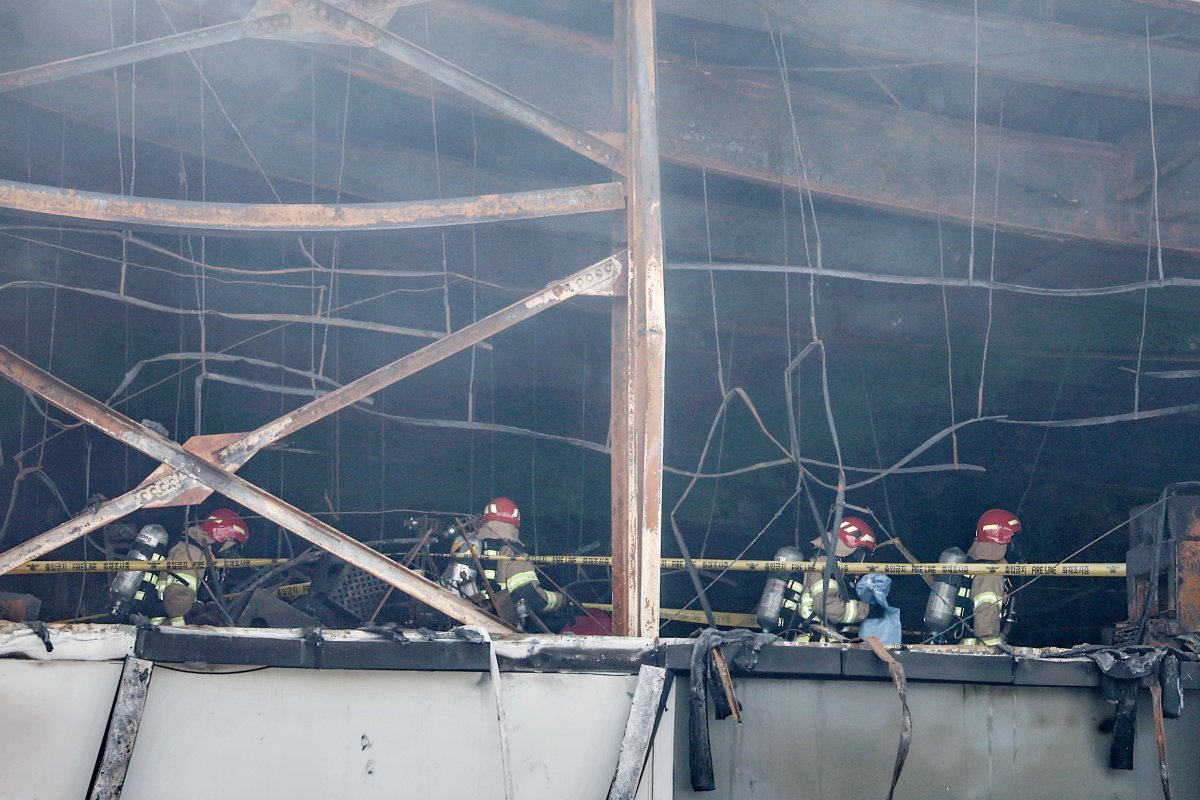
[[155, 508, 250, 625], [444, 497, 572, 631], [961, 508, 1021, 647], [771, 517, 878, 641]]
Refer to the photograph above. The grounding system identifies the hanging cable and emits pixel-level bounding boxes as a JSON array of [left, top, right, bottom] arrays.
[[976, 100, 1004, 417]]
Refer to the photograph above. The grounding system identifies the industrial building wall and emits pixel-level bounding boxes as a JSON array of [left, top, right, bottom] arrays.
[[674, 676, 1198, 799], [2, 654, 1195, 799], [126, 666, 672, 800], [0, 659, 124, 798], [0, 658, 672, 800]]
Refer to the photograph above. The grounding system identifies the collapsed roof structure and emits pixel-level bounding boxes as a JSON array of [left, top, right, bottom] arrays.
[[1, 1, 1200, 796]]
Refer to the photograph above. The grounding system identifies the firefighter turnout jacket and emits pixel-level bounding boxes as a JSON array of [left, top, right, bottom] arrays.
[[455, 520, 564, 627], [123, 539, 203, 625], [155, 540, 204, 625], [961, 540, 1008, 646], [777, 555, 869, 641]]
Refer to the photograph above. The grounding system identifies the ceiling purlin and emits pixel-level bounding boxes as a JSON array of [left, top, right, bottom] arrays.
[[2, 2, 1190, 253], [659, 0, 1200, 110], [1, 0, 1196, 257], [369, 2, 1196, 255]]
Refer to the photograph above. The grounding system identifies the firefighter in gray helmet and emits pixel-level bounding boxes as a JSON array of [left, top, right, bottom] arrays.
[[444, 497, 573, 631], [758, 517, 878, 641]]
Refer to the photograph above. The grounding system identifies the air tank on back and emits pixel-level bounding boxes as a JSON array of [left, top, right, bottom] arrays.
[[108, 524, 169, 619], [755, 546, 805, 630], [923, 546, 968, 642], [440, 531, 481, 599]]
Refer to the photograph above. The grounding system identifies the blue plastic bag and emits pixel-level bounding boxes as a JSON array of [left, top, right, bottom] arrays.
[[856, 573, 902, 644]]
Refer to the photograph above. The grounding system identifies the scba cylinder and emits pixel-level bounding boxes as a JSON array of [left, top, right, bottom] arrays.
[[108, 524, 169, 619], [755, 546, 805, 630], [923, 546, 968, 640]]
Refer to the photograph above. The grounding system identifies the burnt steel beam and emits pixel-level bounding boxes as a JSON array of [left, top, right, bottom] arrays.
[[0, 256, 621, 584], [1118, 109, 1200, 201], [0, 14, 291, 93], [658, 0, 1200, 108], [651, 64, 1167, 251], [0, 78, 957, 271], [611, 0, 665, 638], [8, 4, 1187, 252], [367, 3, 1196, 254], [275, 0, 622, 170], [0, 178, 624, 234], [0, 346, 514, 634]]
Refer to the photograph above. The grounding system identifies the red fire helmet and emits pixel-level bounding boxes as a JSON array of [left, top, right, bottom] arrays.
[[838, 517, 877, 552], [200, 508, 249, 545], [483, 497, 521, 528], [975, 509, 1021, 544]]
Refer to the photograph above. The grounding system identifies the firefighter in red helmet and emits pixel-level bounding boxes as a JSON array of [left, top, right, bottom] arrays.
[[962, 508, 1021, 647], [769, 517, 878, 641], [447, 497, 572, 631], [154, 508, 250, 625]]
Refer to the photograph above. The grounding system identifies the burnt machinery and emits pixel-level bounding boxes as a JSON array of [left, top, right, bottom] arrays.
[[1112, 490, 1200, 645]]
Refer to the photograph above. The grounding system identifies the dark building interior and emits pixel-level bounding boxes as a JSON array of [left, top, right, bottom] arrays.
[[1, 0, 1199, 645]]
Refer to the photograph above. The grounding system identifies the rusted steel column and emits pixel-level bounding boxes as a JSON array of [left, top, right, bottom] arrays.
[[611, 0, 665, 637], [279, 0, 621, 170], [0, 348, 514, 634], [0, 179, 624, 234], [0, 15, 290, 93], [0, 256, 620, 577]]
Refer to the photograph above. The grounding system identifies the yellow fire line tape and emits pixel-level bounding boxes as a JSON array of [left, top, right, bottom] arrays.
[[14, 556, 1127, 578], [8, 558, 289, 575], [449, 554, 1127, 577], [582, 603, 757, 628]]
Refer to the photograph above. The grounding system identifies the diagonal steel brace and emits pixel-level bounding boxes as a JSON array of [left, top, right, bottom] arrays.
[[0, 346, 515, 633], [0, 256, 622, 587], [0, 14, 291, 93], [276, 0, 622, 170]]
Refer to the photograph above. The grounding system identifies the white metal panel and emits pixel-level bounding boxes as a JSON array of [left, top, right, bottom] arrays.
[[0, 660, 123, 799], [121, 667, 673, 800], [672, 677, 1199, 799]]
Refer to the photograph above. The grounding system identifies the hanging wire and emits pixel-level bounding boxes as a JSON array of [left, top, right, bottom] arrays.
[[967, 0, 980, 284], [976, 100, 1005, 418], [1144, 14, 1165, 285], [1132, 15, 1167, 416], [1016, 354, 1071, 517], [420, 8, 455, 336], [859, 363, 897, 536], [937, 218, 960, 465], [467, 105, 480, 511]]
